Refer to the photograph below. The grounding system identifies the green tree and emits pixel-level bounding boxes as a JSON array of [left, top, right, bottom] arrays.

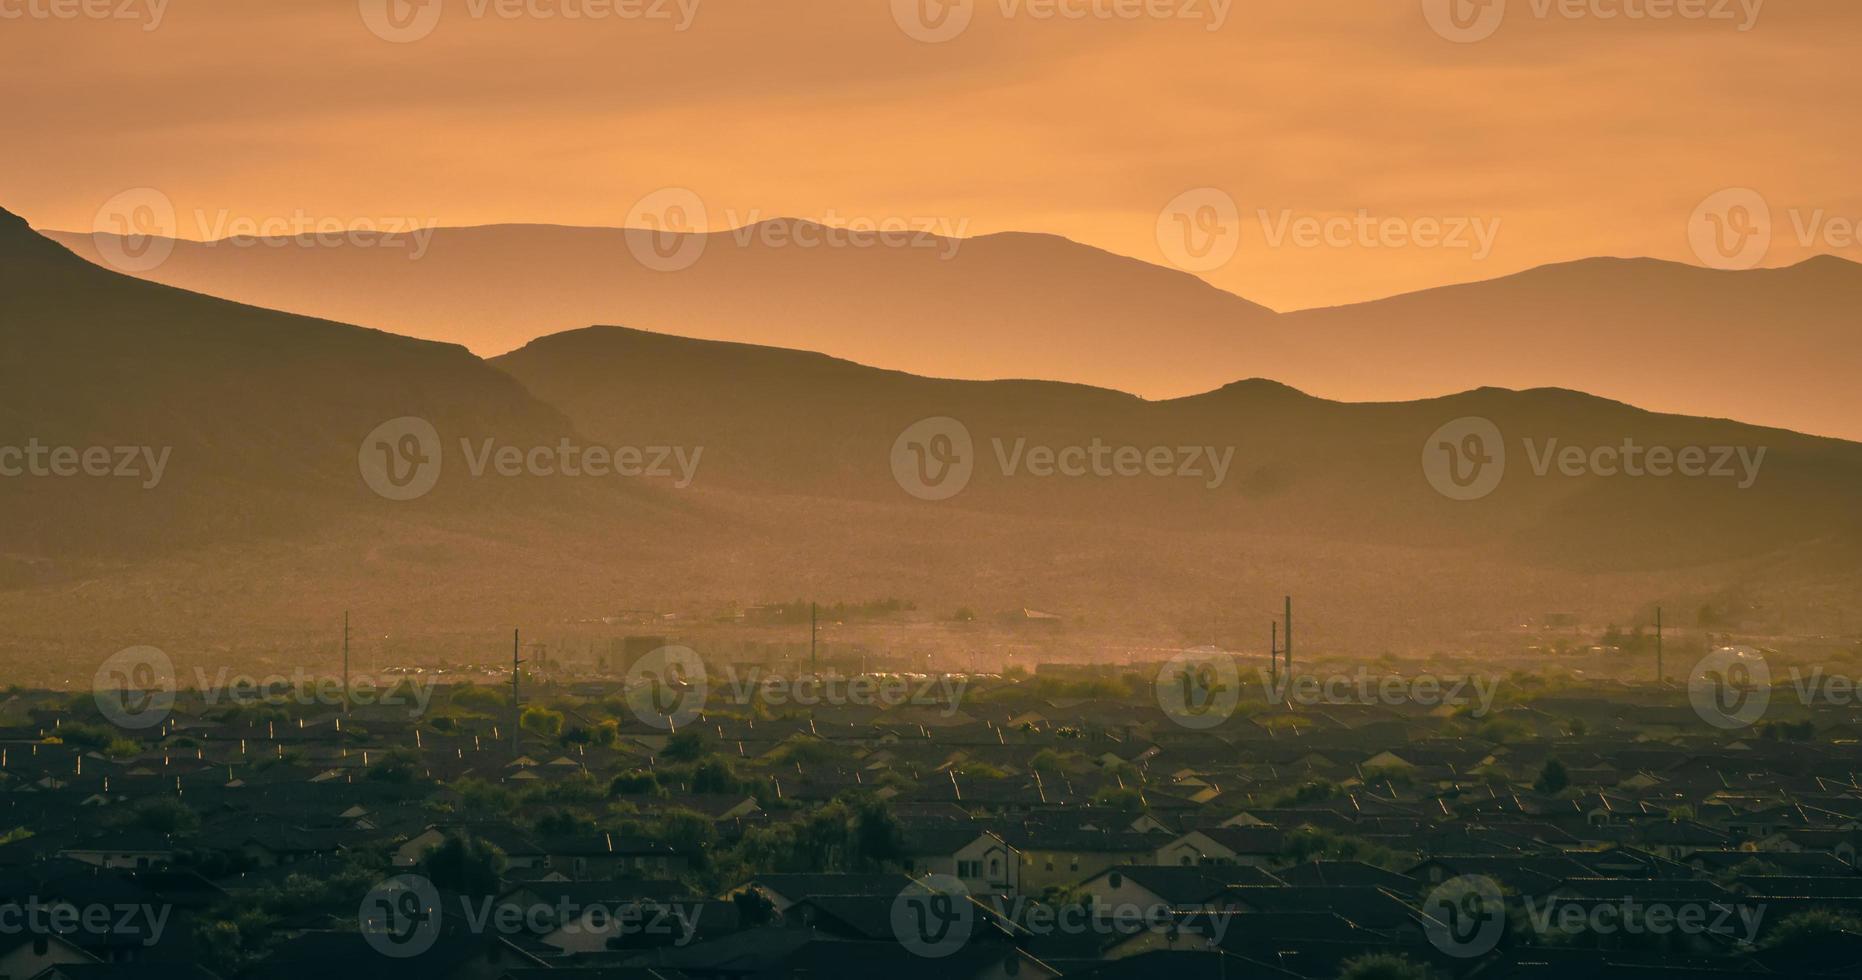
[[656, 809, 718, 870], [1761, 908, 1862, 949], [847, 797, 905, 870], [692, 758, 744, 794], [521, 706, 565, 737], [609, 770, 660, 796], [732, 887, 776, 927], [130, 797, 200, 835], [421, 834, 506, 895], [1337, 952, 1438, 980], [366, 748, 421, 783], [1535, 758, 1569, 795], [662, 729, 711, 762]]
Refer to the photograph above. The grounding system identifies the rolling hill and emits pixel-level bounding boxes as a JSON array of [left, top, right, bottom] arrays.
[[47, 220, 1862, 441], [5, 210, 1862, 672]]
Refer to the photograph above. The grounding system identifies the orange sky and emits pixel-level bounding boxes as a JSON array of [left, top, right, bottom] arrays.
[[3, 0, 1859, 310]]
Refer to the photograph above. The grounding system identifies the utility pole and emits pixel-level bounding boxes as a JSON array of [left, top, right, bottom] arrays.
[[1284, 596, 1293, 685], [511, 628, 523, 755], [810, 602, 818, 674], [1656, 606, 1664, 685], [342, 612, 350, 716], [1270, 621, 1279, 693]]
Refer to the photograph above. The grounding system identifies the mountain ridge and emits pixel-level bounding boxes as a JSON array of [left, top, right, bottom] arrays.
[[5, 210, 1862, 656]]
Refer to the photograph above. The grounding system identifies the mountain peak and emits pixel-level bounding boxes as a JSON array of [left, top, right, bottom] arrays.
[[0, 205, 34, 237], [0, 205, 83, 265]]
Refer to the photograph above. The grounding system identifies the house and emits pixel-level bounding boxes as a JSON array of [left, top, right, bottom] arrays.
[[1078, 865, 1282, 911], [394, 825, 546, 870], [725, 872, 916, 912], [0, 932, 97, 979], [1004, 829, 1161, 893], [1153, 828, 1286, 868], [57, 833, 173, 871], [246, 928, 549, 980], [540, 833, 687, 880], [900, 828, 1018, 895]]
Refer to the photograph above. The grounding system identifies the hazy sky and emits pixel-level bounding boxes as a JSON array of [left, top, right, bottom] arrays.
[[4, 0, 1859, 309]]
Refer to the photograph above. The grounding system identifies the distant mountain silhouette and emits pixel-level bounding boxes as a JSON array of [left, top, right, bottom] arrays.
[[7, 210, 1862, 658], [496, 324, 1862, 572], [52, 220, 1278, 408], [1276, 255, 1862, 444], [49, 220, 1862, 440], [0, 205, 592, 559]]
